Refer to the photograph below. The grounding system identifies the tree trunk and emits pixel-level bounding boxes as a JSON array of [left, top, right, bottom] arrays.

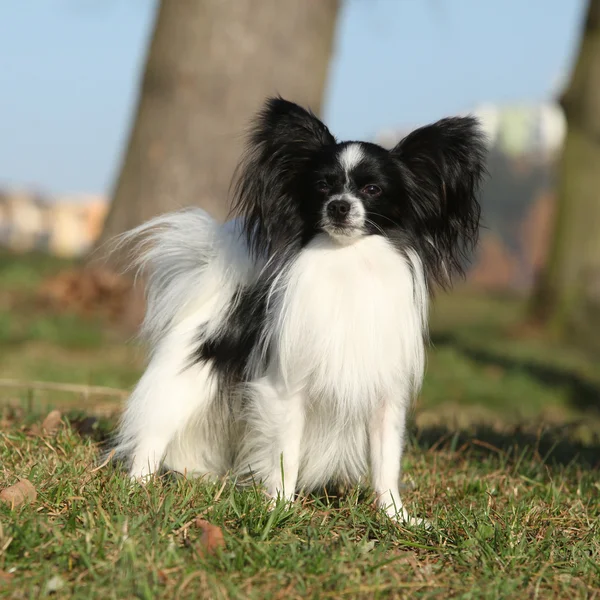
[[531, 0, 600, 351], [95, 0, 339, 266]]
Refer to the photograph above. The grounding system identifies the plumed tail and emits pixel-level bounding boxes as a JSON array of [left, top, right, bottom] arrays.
[[112, 208, 254, 347]]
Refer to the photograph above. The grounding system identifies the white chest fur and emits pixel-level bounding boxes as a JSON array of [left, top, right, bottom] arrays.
[[269, 234, 428, 412]]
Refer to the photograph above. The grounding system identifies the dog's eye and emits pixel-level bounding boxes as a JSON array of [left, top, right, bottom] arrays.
[[362, 184, 382, 197], [316, 180, 330, 193]]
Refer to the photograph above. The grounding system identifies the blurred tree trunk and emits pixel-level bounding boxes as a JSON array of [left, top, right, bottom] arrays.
[[530, 0, 600, 350], [94, 0, 339, 266]]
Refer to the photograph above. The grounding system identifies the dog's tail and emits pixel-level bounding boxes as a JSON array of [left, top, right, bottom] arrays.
[[113, 208, 256, 348]]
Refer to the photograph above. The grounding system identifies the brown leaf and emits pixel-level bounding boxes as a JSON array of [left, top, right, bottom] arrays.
[[157, 570, 169, 585], [0, 479, 37, 507], [0, 570, 14, 583], [28, 423, 42, 436], [38, 267, 135, 322], [42, 410, 62, 435], [194, 518, 225, 556]]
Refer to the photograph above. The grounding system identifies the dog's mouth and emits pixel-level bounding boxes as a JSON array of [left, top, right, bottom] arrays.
[[321, 197, 366, 243], [322, 221, 365, 243]]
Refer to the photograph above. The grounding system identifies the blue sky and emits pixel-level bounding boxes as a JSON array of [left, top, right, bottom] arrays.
[[0, 0, 586, 196]]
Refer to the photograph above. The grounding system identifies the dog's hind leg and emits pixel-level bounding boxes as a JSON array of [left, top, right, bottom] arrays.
[[114, 336, 219, 480]]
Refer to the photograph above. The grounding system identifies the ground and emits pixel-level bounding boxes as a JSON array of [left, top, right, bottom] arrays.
[[0, 252, 599, 599]]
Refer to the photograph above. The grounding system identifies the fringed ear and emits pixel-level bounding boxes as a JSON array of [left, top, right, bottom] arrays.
[[231, 96, 336, 259], [391, 116, 487, 284]]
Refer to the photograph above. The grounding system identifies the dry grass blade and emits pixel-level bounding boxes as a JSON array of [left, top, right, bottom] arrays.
[[90, 449, 116, 473], [0, 379, 129, 398]]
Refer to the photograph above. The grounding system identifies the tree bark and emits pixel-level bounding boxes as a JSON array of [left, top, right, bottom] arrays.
[[94, 0, 339, 266], [531, 0, 600, 351]]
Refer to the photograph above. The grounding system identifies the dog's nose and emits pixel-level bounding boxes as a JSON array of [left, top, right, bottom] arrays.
[[327, 199, 351, 220]]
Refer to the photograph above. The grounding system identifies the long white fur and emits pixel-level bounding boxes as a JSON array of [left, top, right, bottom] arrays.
[[113, 210, 255, 477], [114, 208, 428, 522]]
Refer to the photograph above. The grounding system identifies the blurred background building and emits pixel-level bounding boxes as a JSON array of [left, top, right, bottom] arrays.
[[0, 191, 107, 257]]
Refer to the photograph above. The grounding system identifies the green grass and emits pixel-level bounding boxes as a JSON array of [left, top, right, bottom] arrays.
[[0, 251, 143, 397], [1, 412, 598, 599], [1, 252, 599, 598]]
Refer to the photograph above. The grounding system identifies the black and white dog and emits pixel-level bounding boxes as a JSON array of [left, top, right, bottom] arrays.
[[113, 97, 486, 523]]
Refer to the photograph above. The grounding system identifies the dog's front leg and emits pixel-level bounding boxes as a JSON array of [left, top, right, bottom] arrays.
[[369, 395, 411, 522]]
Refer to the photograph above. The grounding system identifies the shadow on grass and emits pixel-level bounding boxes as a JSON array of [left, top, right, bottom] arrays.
[[67, 411, 600, 477], [413, 422, 600, 469], [431, 331, 600, 413]]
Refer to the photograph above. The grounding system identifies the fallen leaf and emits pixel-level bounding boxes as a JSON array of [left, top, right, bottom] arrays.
[[156, 566, 181, 586], [44, 574, 65, 594], [0, 570, 14, 583], [42, 410, 62, 435], [359, 539, 376, 554], [38, 267, 135, 323], [0, 479, 37, 507], [157, 570, 169, 585], [194, 518, 225, 556], [28, 424, 42, 436]]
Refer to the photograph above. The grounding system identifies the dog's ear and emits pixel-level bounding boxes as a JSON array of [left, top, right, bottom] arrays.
[[250, 97, 335, 157], [391, 117, 487, 284], [231, 97, 336, 259]]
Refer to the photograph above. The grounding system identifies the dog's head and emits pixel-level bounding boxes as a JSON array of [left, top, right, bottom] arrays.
[[232, 97, 487, 284]]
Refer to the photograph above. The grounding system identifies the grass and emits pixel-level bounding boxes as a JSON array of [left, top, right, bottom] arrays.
[[0, 251, 142, 395], [1, 411, 598, 599], [1, 251, 599, 598]]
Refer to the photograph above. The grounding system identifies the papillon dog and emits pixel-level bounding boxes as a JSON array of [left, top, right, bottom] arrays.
[[113, 97, 486, 523]]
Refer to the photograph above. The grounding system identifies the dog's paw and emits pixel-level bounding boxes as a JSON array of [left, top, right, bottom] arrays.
[[263, 488, 296, 513], [264, 492, 277, 512], [399, 513, 432, 529], [382, 504, 431, 529], [129, 474, 149, 485], [128, 469, 159, 485], [392, 511, 432, 529]]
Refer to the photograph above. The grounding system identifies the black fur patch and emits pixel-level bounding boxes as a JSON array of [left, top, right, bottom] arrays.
[[191, 284, 268, 386]]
